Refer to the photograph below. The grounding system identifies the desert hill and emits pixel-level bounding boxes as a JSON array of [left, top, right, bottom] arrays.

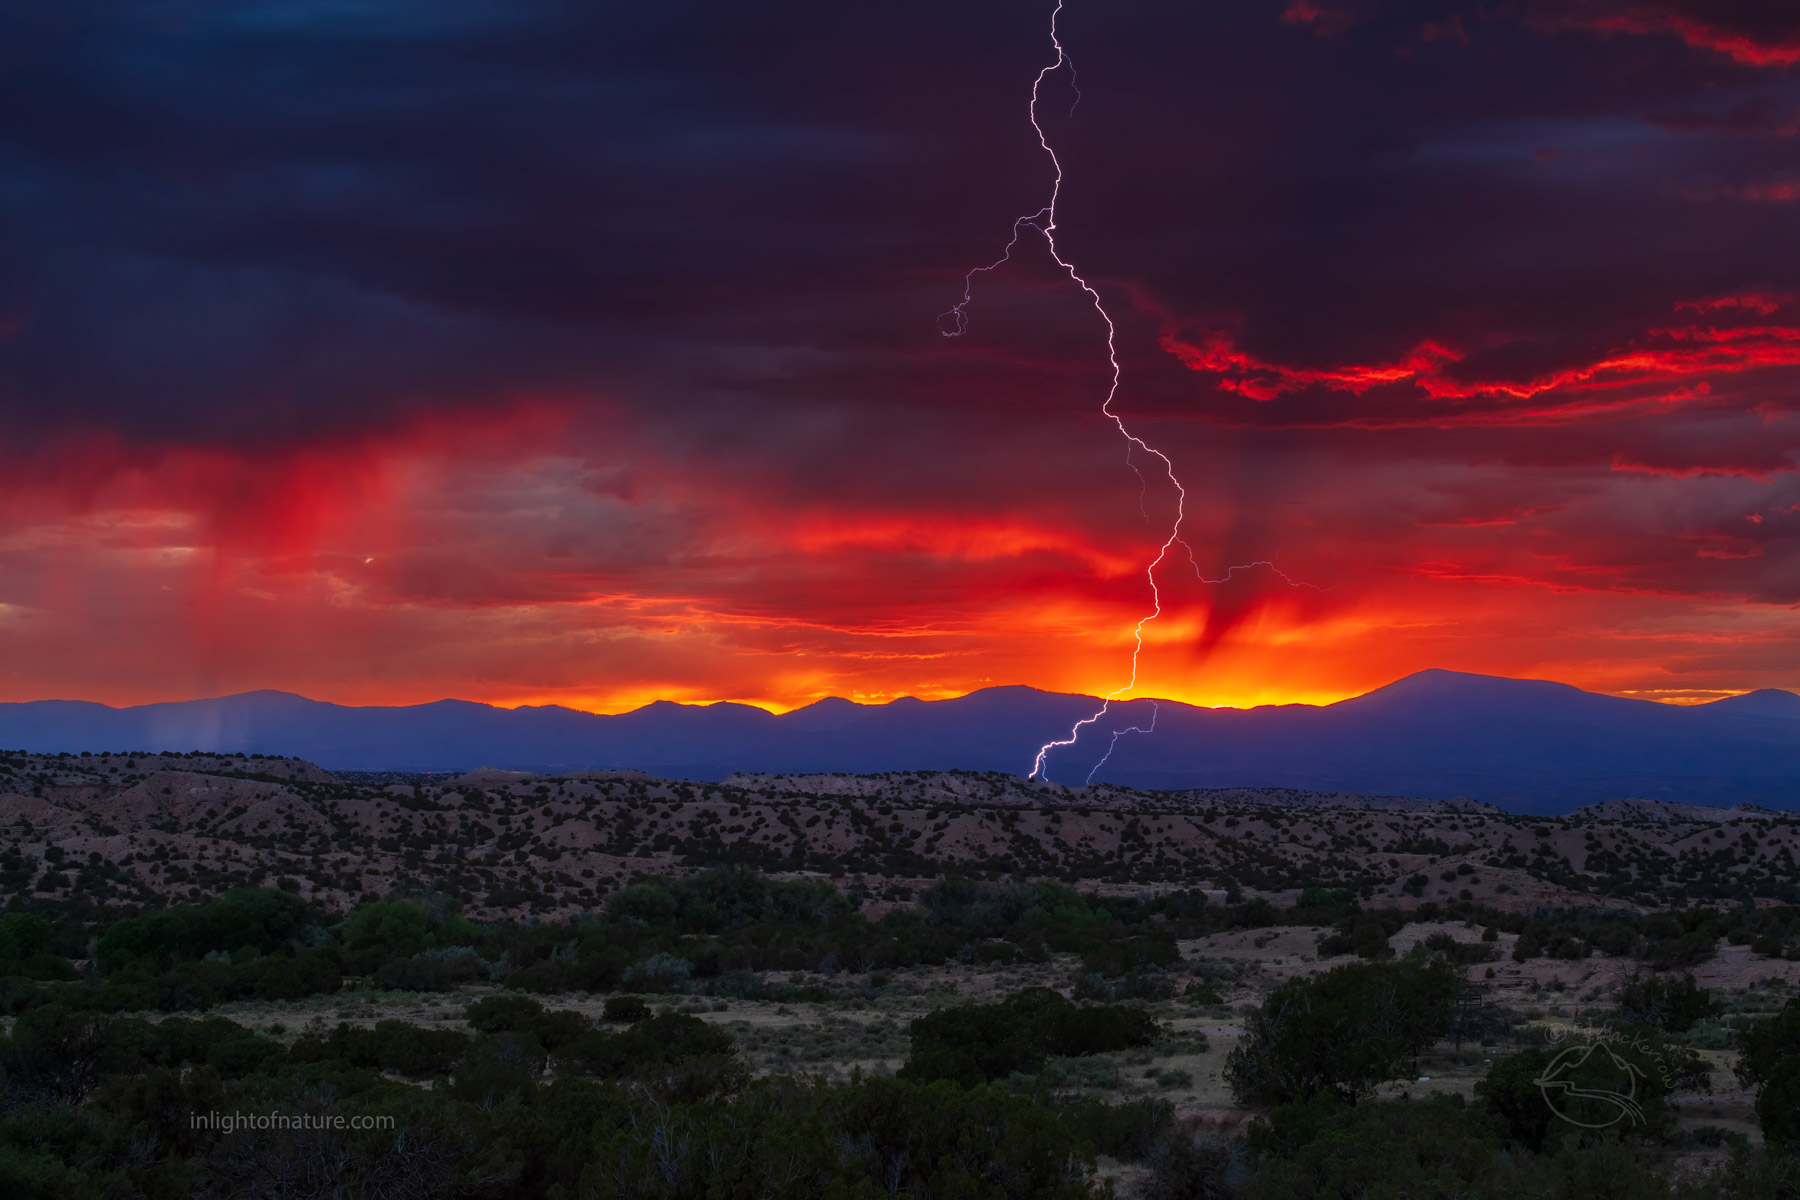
[[2, 750, 1796, 920]]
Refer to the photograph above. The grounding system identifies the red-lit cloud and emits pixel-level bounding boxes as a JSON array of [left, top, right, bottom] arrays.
[[1534, 1, 1800, 67], [1158, 293, 1800, 436], [0, 0, 1797, 720]]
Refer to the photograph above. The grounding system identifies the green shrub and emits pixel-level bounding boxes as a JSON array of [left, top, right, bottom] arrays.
[[900, 988, 1156, 1087], [581, 1076, 1100, 1198], [553, 1012, 737, 1083], [1733, 996, 1800, 1151], [1242, 1093, 1684, 1199], [1644, 930, 1717, 970], [1079, 936, 1179, 979], [1319, 910, 1407, 960], [1287, 888, 1359, 925], [339, 897, 473, 973], [1616, 973, 1719, 1034], [289, 1020, 470, 1079], [706, 969, 766, 1000], [465, 993, 547, 1033], [371, 956, 456, 991], [1057, 1095, 1174, 1161], [0, 912, 52, 963], [1140, 1129, 1234, 1200], [95, 889, 316, 968], [237, 948, 342, 1000], [203, 1029, 286, 1077], [1072, 970, 1176, 1002], [1183, 981, 1225, 1005], [3, 1003, 141, 1099], [463, 998, 591, 1051], [1225, 958, 1461, 1107], [602, 995, 652, 1023], [620, 952, 692, 993]]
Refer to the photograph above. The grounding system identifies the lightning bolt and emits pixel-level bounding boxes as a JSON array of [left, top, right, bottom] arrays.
[[1187, 554, 1324, 592], [943, 2, 1322, 786], [940, 0, 1189, 784]]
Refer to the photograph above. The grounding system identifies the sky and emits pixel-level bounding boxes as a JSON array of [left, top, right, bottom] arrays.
[[0, 0, 1797, 714]]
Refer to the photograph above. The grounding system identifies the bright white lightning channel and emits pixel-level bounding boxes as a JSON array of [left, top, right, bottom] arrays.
[[940, 1, 1304, 787]]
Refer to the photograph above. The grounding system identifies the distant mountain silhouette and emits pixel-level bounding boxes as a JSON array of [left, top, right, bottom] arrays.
[[2, 669, 1796, 813], [1703, 689, 1800, 720]]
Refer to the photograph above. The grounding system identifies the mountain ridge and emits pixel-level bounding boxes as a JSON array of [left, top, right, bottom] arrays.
[[1, 669, 1795, 814]]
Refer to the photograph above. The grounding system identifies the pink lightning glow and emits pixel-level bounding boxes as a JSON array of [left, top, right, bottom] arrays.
[[940, 0, 1191, 782], [942, 3, 1319, 783]]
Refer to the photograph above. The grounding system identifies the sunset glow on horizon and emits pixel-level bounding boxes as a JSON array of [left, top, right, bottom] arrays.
[[2, 0, 1797, 716]]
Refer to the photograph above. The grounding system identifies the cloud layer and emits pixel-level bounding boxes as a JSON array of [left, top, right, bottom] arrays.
[[0, 0, 1795, 711]]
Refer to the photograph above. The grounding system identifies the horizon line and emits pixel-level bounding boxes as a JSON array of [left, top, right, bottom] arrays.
[[0, 668, 1787, 720]]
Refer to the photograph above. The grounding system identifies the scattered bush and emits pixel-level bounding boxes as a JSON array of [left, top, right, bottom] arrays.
[[1225, 958, 1461, 1107], [553, 1012, 738, 1087], [901, 988, 1156, 1087], [1644, 930, 1718, 971], [1733, 995, 1800, 1151], [289, 1020, 471, 1079], [1617, 973, 1720, 1034], [1183, 981, 1225, 1005], [601, 995, 652, 1024], [620, 952, 693, 993], [1318, 910, 1408, 960], [1080, 936, 1179, 979]]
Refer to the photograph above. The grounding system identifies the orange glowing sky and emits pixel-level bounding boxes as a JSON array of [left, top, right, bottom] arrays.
[[1, 0, 1797, 714]]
